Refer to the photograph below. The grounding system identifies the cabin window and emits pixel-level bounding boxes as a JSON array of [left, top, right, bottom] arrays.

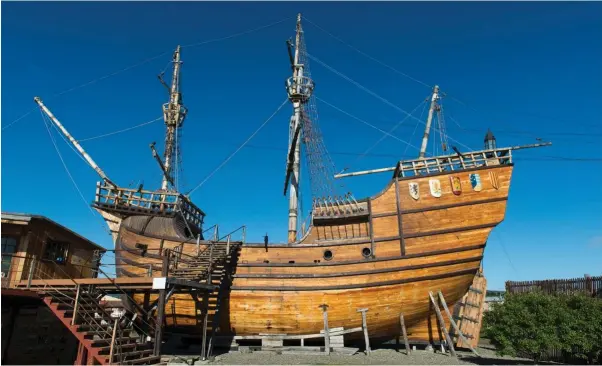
[[323, 250, 333, 261], [362, 247, 372, 258], [43, 240, 70, 265], [1, 236, 19, 276]]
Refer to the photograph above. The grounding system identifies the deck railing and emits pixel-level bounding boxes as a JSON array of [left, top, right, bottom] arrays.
[[396, 147, 512, 178], [94, 182, 205, 229]]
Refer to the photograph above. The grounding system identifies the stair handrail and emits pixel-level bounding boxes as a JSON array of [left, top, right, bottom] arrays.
[[217, 225, 246, 243], [41, 258, 150, 361], [92, 262, 157, 339]]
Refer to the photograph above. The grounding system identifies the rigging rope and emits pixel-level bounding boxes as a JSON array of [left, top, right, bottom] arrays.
[[39, 109, 110, 235], [181, 16, 293, 48], [301, 16, 596, 140], [341, 98, 428, 173], [302, 16, 433, 90], [3, 16, 293, 132], [316, 96, 421, 151], [186, 98, 288, 197], [307, 52, 475, 152], [78, 116, 163, 142]]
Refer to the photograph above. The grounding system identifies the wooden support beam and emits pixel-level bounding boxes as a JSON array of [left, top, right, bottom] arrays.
[[437, 291, 480, 357], [428, 291, 456, 357], [153, 250, 170, 356], [357, 308, 371, 355], [200, 312, 209, 360], [319, 304, 330, 355], [400, 314, 410, 355]]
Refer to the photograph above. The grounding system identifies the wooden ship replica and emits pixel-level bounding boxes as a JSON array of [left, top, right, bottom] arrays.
[[34, 14, 550, 352]]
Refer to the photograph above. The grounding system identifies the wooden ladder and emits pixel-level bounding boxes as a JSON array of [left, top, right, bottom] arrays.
[[452, 267, 488, 349]]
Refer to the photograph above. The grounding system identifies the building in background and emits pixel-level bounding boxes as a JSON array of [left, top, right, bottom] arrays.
[[1, 212, 106, 365]]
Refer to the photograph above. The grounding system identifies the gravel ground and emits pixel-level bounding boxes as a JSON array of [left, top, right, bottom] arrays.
[[164, 343, 540, 365], [208, 346, 534, 365]]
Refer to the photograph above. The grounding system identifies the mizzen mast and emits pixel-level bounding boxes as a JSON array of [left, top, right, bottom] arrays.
[[284, 13, 315, 243], [159, 45, 188, 191], [418, 85, 440, 158]]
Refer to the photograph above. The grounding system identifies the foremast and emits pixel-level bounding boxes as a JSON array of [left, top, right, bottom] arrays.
[[33, 45, 205, 242], [159, 46, 188, 191]]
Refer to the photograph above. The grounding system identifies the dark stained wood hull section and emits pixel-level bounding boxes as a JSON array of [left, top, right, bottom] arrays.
[[104, 164, 513, 342]]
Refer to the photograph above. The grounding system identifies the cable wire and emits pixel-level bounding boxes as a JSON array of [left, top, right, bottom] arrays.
[[78, 116, 163, 142], [186, 98, 288, 197]]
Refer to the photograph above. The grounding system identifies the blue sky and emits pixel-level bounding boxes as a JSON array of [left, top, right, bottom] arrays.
[[2, 2, 601, 289]]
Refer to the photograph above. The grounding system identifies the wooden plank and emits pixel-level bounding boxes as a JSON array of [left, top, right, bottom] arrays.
[[428, 291, 456, 357]]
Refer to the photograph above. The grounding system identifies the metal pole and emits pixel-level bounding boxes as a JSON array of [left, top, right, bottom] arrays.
[[109, 318, 119, 363], [71, 284, 81, 326]]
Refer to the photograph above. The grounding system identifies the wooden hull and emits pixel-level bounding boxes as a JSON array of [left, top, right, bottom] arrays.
[[104, 164, 512, 342]]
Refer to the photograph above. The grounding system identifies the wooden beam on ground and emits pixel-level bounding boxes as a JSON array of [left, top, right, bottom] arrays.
[[428, 291, 457, 357], [437, 291, 480, 357]]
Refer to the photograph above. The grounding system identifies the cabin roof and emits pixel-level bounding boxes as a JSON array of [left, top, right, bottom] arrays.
[[1, 211, 107, 252]]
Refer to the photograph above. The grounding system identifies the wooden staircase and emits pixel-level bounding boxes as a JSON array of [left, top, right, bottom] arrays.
[[169, 240, 240, 360], [41, 286, 159, 365]]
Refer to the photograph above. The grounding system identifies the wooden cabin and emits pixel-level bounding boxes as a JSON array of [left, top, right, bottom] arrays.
[[1, 212, 106, 365]]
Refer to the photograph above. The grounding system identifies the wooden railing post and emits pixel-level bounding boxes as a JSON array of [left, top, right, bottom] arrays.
[[242, 226, 246, 244], [226, 235, 231, 255], [27, 255, 37, 289]]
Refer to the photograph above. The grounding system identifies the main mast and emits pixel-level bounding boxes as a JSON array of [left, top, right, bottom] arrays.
[[284, 14, 314, 243], [161, 45, 188, 191]]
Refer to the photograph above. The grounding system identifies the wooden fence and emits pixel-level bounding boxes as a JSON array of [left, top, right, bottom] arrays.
[[504, 275, 601, 364], [506, 275, 602, 297]]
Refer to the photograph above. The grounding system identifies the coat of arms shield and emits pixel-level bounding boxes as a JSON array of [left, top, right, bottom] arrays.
[[489, 171, 500, 190], [450, 176, 462, 195], [429, 179, 442, 198], [408, 182, 420, 200], [469, 173, 482, 192]]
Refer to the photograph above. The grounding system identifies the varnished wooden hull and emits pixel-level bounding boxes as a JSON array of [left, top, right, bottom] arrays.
[[104, 164, 512, 342]]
